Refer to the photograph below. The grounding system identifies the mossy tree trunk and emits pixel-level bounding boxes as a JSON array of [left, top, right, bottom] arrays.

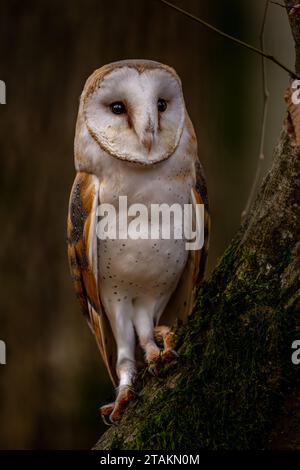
[[95, 0, 300, 450]]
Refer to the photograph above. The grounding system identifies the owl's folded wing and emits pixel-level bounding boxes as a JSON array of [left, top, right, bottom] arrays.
[[67, 172, 118, 386], [159, 157, 210, 326]]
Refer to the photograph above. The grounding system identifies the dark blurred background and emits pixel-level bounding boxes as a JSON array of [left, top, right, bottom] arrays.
[[0, 0, 294, 449]]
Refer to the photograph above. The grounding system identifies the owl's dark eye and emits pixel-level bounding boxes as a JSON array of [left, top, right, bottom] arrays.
[[157, 98, 167, 112], [110, 101, 126, 114]]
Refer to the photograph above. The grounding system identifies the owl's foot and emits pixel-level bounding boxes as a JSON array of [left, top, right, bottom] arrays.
[[100, 386, 135, 424], [141, 341, 161, 376], [148, 348, 179, 375], [108, 385, 135, 423], [147, 326, 179, 375], [154, 325, 179, 361]]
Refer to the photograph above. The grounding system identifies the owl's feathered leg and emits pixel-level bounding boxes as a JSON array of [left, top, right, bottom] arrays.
[[132, 304, 161, 373], [101, 303, 137, 423]]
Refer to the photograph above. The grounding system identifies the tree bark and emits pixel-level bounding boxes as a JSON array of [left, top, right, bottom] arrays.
[[95, 1, 300, 450]]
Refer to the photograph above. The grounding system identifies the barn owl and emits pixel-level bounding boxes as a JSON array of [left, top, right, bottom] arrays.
[[67, 60, 210, 423]]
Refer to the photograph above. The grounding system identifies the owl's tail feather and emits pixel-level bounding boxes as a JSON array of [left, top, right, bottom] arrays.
[[89, 304, 118, 388]]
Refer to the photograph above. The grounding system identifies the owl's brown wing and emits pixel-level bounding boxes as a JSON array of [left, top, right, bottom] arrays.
[[159, 157, 210, 326], [67, 172, 118, 386]]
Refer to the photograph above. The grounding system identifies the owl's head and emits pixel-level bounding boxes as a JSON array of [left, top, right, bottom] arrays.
[[75, 60, 186, 167]]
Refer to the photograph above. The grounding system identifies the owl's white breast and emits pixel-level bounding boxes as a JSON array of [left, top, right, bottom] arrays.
[[95, 125, 196, 322]]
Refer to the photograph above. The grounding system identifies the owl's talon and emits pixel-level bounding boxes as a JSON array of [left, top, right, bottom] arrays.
[[100, 402, 115, 425], [108, 414, 119, 426], [100, 402, 115, 416], [148, 365, 159, 376], [101, 413, 114, 426], [162, 348, 180, 362]]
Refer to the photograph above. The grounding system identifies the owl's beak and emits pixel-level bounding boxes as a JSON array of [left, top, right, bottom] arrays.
[[141, 129, 155, 153]]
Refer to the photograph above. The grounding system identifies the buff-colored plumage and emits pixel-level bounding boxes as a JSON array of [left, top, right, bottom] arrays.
[[67, 60, 210, 421]]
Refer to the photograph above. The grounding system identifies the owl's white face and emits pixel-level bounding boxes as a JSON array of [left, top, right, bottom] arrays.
[[82, 64, 185, 165]]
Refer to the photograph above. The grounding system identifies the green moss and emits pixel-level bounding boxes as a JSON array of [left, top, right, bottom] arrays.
[[110, 434, 123, 450]]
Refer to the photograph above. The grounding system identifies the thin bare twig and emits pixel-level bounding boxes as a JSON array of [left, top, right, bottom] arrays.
[[159, 0, 298, 78], [270, 1, 287, 8], [242, 0, 270, 219]]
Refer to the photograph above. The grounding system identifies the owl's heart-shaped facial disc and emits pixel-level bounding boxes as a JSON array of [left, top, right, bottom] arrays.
[[81, 60, 185, 165]]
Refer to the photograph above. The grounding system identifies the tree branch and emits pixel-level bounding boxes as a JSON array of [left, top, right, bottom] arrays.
[[158, 0, 299, 79], [270, 1, 288, 8]]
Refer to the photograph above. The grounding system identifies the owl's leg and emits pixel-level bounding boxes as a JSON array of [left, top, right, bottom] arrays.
[[154, 325, 179, 362], [100, 304, 136, 423]]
